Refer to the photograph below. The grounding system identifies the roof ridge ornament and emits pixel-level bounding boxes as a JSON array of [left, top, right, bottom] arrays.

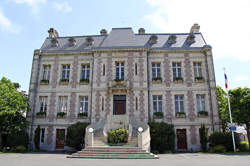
[[48, 28, 59, 38]]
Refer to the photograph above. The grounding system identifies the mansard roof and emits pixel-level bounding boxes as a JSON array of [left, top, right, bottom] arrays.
[[40, 27, 207, 54]]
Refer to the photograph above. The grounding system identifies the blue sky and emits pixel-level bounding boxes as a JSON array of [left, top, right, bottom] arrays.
[[0, 0, 250, 92]]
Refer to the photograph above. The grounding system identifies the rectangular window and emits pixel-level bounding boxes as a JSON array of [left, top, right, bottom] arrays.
[[194, 62, 202, 77], [152, 63, 161, 79], [101, 96, 104, 111], [42, 65, 51, 81], [175, 95, 184, 112], [80, 64, 90, 80], [103, 64, 105, 76], [153, 95, 162, 112], [196, 94, 205, 112], [115, 62, 125, 80], [173, 62, 182, 78], [79, 96, 88, 113], [59, 96, 68, 113], [135, 63, 137, 76], [40, 128, 45, 144], [39, 96, 48, 113], [61, 65, 70, 80], [136, 97, 138, 110]]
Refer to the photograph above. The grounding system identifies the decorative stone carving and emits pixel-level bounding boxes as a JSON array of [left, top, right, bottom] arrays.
[[68, 37, 76, 47], [71, 56, 78, 88], [187, 91, 196, 121], [46, 126, 54, 145], [186, 34, 195, 45], [51, 38, 59, 47], [149, 35, 158, 45], [167, 35, 177, 45], [189, 126, 197, 144], [163, 54, 171, 87], [69, 92, 76, 122], [165, 91, 173, 122], [48, 92, 56, 122], [184, 53, 192, 87], [85, 37, 94, 46], [52, 56, 59, 88]]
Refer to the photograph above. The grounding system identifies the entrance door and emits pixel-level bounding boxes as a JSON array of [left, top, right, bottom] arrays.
[[56, 129, 65, 149], [113, 95, 126, 115], [177, 129, 187, 150]]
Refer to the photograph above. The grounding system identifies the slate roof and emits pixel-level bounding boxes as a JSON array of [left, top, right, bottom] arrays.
[[40, 27, 207, 54]]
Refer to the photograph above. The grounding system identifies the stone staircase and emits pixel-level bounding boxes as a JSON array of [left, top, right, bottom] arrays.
[[68, 146, 158, 159]]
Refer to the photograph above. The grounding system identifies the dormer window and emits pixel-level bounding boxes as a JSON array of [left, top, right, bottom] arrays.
[[51, 38, 59, 47], [149, 35, 158, 45], [167, 35, 177, 45], [186, 34, 195, 45], [68, 37, 76, 47], [86, 37, 94, 46]]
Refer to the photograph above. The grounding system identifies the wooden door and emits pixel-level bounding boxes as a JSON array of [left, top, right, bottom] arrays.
[[56, 129, 65, 149], [177, 129, 187, 150], [115, 101, 125, 115]]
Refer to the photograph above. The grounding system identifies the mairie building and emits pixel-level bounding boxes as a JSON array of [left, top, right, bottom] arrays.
[[27, 24, 220, 153]]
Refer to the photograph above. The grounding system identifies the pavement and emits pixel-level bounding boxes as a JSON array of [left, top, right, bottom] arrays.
[[0, 153, 250, 166]]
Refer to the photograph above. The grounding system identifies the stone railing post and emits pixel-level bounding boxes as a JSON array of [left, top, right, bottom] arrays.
[[87, 128, 94, 147], [137, 127, 143, 149]]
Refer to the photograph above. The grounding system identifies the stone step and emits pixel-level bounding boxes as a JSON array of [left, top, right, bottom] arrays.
[[69, 153, 158, 159]]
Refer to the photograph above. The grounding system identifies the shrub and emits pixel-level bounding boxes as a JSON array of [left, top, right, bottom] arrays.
[[208, 132, 240, 152], [108, 128, 128, 144], [78, 112, 88, 118], [66, 122, 89, 150], [34, 125, 40, 150], [80, 78, 89, 83], [6, 130, 29, 149], [57, 112, 66, 118], [15, 145, 26, 153], [36, 112, 46, 116], [211, 145, 226, 153], [149, 122, 175, 153], [199, 123, 208, 152], [239, 142, 249, 152]]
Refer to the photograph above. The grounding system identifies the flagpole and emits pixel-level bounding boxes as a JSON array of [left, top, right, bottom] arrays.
[[223, 68, 236, 152]]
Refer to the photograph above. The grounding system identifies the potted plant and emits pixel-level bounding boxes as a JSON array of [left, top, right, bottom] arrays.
[[36, 111, 46, 118], [195, 76, 204, 83], [78, 112, 88, 118], [40, 79, 49, 85], [176, 112, 186, 118], [153, 112, 163, 119], [60, 78, 69, 85], [80, 78, 89, 85], [57, 112, 66, 119], [198, 111, 208, 117], [152, 77, 162, 83], [173, 77, 183, 83]]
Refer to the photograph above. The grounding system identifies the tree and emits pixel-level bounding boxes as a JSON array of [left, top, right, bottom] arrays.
[[216, 86, 229, 132], [229, 87, 250, 147], [199, 123, 208, 152], [0, 77, 29, 149]]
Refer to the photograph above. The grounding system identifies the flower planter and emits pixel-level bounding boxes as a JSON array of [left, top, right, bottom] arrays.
[[57, 112, 67, 119], [176, 112, 186, 118], [36, 112, 46, 118], [80, 79, 89, 85], [153, 112, 163, 119], [173, 77, 183, 84], [60, 79, 69, 85], [195, 77, 204, 83], [198, 111, 208, 118], [78, 112, 88, 118], [40, 80, 49, 85]]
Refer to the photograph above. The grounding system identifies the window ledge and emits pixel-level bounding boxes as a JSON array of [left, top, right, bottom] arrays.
[[176, 113, 186, 118]]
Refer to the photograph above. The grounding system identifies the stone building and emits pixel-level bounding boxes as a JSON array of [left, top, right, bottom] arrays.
[[27, 24, 219, 152]]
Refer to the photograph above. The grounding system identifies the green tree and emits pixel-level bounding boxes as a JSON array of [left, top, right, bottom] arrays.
[[0, 77, 29, 149], [216, 86, 229, 132], [229, 87, 250, 146], [199, 123, 208, 152]]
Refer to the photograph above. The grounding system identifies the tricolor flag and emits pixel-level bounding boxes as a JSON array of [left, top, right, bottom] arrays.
[[224, 73, 228, 89]]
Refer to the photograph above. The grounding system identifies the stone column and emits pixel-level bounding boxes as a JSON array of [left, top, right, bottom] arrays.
[[184, 53, 192, 87], [163, 54, 171, 87]]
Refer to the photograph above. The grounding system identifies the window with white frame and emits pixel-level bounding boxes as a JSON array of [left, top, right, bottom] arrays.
[[196, 94, 205, 112], [42, 65, 51, 81], [39, 96, 48, 113], [175, 95, 184, 112], [152, 63, 161, 79], [153, 95, 162, 112], [80, 64, 90, 80], [115, 62, 124, 80], [61, 65, 70, 80], [193, 62, 202, 78], [58, 96, 68, 113], [79, 96, 88, 113], [40, 128, 45, 144], [172, 62, 182, 78]]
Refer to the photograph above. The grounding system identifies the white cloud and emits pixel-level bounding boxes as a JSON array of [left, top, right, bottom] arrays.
[[53, 2, 72, 13], [0, 9, 21, 33], [12, 0, 47, 13], [235, 75, 250, 82], [144, 0, 250, 61]]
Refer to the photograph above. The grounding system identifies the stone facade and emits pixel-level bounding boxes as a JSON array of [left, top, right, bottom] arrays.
[[27, 26, 220, 151]]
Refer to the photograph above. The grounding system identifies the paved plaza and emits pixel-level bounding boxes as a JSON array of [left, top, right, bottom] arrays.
[[0, 153, 250, 166]]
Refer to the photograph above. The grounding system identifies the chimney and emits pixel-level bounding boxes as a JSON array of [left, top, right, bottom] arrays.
[[190, 23, 200, 33], [48, 28, 59, 38], [100, 29, 107, 35], [138, 28, 145, 34]]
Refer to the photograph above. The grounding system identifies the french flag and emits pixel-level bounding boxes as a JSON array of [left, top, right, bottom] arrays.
[[224, 73, 228, 89]]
